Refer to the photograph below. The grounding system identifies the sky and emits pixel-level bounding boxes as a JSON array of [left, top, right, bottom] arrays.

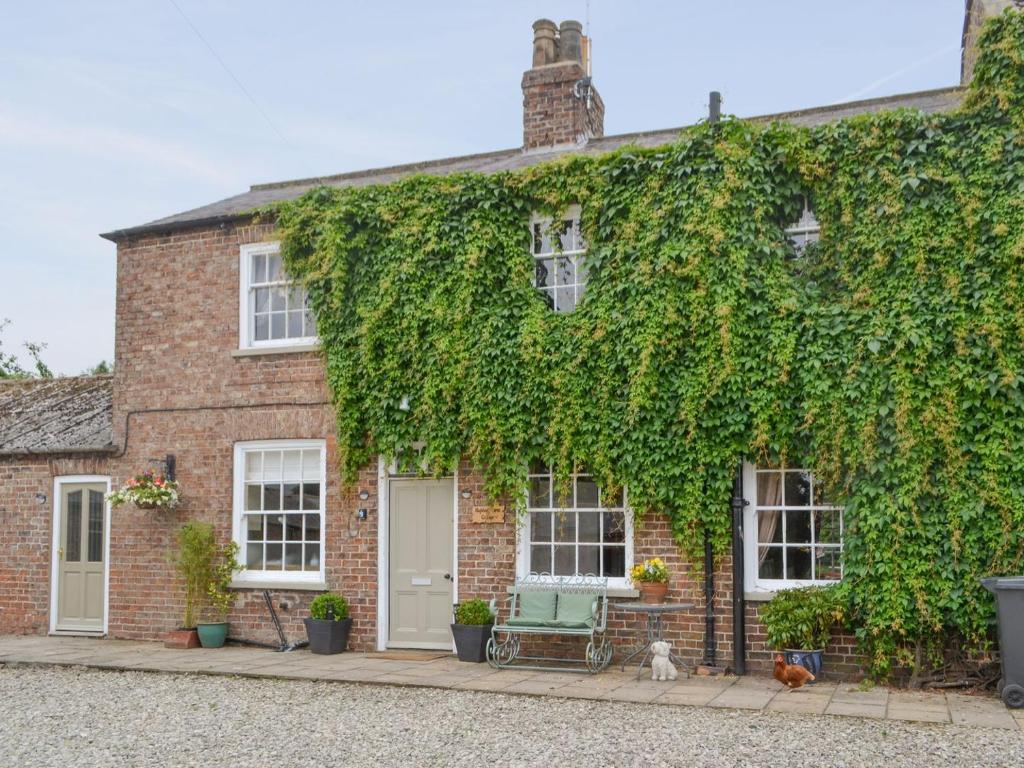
[[0, 0, 967, 375]]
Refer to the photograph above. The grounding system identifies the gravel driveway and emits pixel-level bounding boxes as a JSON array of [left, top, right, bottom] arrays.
[[1, 665, 1020, 768]]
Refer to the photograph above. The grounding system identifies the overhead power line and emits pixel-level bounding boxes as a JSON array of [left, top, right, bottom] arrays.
[[166, 0, 287, 143]]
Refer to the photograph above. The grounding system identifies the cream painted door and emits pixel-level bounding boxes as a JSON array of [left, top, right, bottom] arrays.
[[388, 479, 453, 648], [56, 483, 106, 631]]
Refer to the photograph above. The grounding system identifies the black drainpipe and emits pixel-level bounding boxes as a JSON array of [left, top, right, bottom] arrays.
[[701, 90, 724, 671], [731, 463, 747, 675]]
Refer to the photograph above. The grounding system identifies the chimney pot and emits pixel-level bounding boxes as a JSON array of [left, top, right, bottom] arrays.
[[532, 19, 558, 67], [558, 20, 584, 64]]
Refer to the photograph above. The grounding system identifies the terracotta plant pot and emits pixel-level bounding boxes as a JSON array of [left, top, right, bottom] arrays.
[[165, 627, 200, 649], [637, 581, 669, 604]]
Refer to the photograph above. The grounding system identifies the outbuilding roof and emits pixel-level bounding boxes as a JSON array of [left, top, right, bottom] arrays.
[[0, 375, 115, 455], [100, 86, 964, 242]]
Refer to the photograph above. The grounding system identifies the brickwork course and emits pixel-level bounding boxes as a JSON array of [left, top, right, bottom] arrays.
[[0, 6, 1005, 682]]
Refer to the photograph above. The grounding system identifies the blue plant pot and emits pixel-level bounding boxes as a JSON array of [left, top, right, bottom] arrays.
[[784, 649, 824, 681], [196, 622, 229, 649]]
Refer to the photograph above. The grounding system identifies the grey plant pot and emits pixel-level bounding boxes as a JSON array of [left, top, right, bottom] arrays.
[[304, 617, 352, 654], [451, 623, 492, 663]]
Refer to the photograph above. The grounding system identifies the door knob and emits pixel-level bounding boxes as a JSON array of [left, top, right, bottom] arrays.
[[58, 547, 64, 561], [443, 573, 452, 581]]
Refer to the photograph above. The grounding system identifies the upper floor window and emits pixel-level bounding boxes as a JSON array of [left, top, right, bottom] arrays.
[[232, 439, 326, 585], [239, 242, 316, 349], [743, 462, 843, 593], [785, 199, 820, 256], [532, 207, 586, 312], [518, 461, 632, 588]]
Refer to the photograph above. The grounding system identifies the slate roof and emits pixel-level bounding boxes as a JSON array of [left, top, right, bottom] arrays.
[[100, 86, 964, 242], [0, 375, 115, 455]]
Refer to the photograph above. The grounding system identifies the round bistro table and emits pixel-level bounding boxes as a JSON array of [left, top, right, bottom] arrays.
[[616, 602, 695, 677]]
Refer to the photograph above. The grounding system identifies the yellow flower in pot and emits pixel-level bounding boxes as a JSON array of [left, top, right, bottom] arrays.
[[630, 557, 669, 604]]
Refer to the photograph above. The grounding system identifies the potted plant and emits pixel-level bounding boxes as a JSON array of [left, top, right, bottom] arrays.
[[760, 585, 844, 679], [165, 521, 214, 648], [197, 540, 243, 649], [107, 470, 179, 511], [305, 592, 352, 654], [630, 557, 670, 603], [450, 598, 494, 662]]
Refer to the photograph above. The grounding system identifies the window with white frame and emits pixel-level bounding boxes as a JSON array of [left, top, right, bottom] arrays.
[[784, 199, 820, 256], [520, 461, 632, 586], [233, 440, 325, 583], [532, 207, 587, 312], [743, 463, 843, 592], [239, 242, 316, 349]]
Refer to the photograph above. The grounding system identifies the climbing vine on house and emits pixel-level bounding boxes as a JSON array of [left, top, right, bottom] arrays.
[[275, 11, 1024, 677]]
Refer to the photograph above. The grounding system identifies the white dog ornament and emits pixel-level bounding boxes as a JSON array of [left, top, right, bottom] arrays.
[[650, 640, 678, 681]]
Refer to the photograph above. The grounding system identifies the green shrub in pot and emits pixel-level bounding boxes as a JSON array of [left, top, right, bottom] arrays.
[[451, 598, 494, 663], [761, 585, 845, 679], [305, 592, 352, 654]]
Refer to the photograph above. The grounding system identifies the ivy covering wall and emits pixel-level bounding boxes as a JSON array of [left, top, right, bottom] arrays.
[[276, 12, 1024, 676]]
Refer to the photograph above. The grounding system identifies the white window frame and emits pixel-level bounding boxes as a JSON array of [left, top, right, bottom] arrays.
[[784, 198, 820, 255], [232, 439, 327, 587], [742, 461, 843, 595], [515, 465, 634, 590], [531, 205, 587, 313], [238, 241, 318, 350]]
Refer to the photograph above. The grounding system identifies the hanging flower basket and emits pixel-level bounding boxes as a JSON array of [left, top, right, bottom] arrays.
[[107, 471, 180, 511]]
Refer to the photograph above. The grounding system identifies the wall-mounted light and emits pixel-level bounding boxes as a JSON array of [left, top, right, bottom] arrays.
[[34, 493, 47, 505], [358, 490, 370, 501], [460, 490, 472, 499]]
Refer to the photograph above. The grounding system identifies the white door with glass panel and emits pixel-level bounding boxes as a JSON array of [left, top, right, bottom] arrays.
[[56, 482, 107, 631], [388, 479, 453, 648]]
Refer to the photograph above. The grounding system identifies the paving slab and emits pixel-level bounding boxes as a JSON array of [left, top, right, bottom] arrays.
[[947, 693, 1020, 730], [825, 701, 889, 719]]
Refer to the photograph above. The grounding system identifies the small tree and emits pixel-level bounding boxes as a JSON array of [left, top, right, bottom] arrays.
[[206, 541, 243, 621], [169, 522, 217, 628]]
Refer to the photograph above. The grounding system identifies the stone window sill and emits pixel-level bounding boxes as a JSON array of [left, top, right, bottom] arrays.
[[231, 343, 321, 358], [504, 585, 639, 599], [230, 579, 328, 592], [744, 591, 776, 602]]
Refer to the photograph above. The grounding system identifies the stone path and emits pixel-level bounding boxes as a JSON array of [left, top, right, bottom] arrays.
[[1, 635, 1020, 731]]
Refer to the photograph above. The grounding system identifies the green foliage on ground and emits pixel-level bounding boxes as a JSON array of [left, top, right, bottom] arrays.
[[273, 12, 1024, 676]]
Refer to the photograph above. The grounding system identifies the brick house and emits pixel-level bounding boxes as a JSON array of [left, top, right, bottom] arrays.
[[0, 2, 1007, 677]]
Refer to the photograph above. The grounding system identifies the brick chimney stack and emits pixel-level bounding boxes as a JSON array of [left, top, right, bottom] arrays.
[[522, 19, 605, 151], [961, 0, 1022, 84]]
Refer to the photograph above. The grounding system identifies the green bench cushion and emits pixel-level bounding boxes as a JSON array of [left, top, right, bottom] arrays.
[[514, 591, 557, 622], [555, 592, 598, 626], [505, 617, 593, 629]]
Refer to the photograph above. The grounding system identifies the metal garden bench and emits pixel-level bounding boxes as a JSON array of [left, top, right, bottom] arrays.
[[486, 573, 613, 674]]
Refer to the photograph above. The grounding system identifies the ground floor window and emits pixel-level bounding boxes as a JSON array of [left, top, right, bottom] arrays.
[[233, 440, 326, 584], [743, 462, 843, 593], [518, 462, 632, 588]]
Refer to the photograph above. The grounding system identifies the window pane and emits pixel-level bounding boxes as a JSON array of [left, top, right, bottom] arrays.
[[787, 510, 811, 544], [302, 483, 320, 511], [559, 219, 575, 252], [263, 451, 282, 480], [265, 543, 283, 569], [304, 543, 320, 570], [252, 253, 266, 284], [815, 509, 842, 545], [816, 547, 842, 580], [247, 515, 263, 541], [578, 511, 600, 542], [530, 512, 551, 542], [530, 545, 551, 574], [88, 490, 104, 562], [246, 543, 263, 570], [539, 287, 554, 310], [266, 514, 284, 541], [555, 287, 576, 313], [282, 483, 301, 511], [758, 546, 784, 579], [267, 253, 282, 282], [254, 287, 270, 312], [282, 450, 301, 480], [533, 222, 553, 255], [246, 484, 262, 511], [603, 511, 625, 543], [553, 545, 575, 575], [529, 476, 550, 508], [786, 547, 812, 580], [554, 512, 576, 542], [285, 543, 303, 571], [302, 449, 320, 480], [578, 545, 599, 576], [785, 471, 811, 506], [270, 287, 286, 311], [288, 310, 304, 338], [555, 256, 576, 287], [576, 477, 599, 508], [254, 314, 269, 341], [757, 472, 783, 506], [757, 510, 783, 543], [263, 484, 281, 511], [603, 546, 625, 577], [285, 514, 303, 541], [304, 513, 320, 542], [553, 479, 571, 508], [576, 257, 589, 287], [245, 451, 262, 481], [535, 257, 553, 288], [65, 490, 82, 562], [271, 313, 286, 339]]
